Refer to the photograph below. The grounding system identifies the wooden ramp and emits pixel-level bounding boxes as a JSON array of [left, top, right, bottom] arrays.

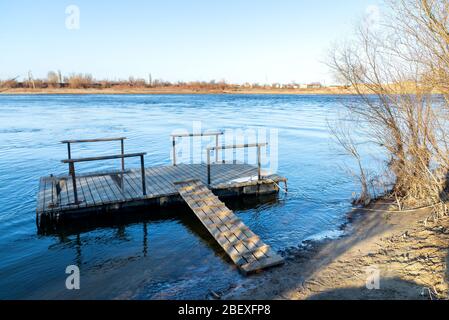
[[175, 180, 284, 275]]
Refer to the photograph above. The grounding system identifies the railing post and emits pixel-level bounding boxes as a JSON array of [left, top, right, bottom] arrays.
[[207, 149, 211, 185], [67, 142, 73, 175], [120, 139, 125, 189], [222, 141, 226, 164], [215, 134, 219, 163], [67, 142, 72, 159], [140, 155, 147, 196], [120, 139, 125, 172], [69, 162, 79, 204], [172, 136, 177, 166], [257, 145, 262, 181]]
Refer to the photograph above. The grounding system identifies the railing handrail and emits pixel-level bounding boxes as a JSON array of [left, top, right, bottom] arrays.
[[60, 138, 147, 204], [61, 136, 128, 174], [207, 143, 268, 151], [61, 152, 147, 164], [206, 142, 268, 185], [170, 131, 223, 138], [171, 131, 224, 166], [61, 137, 127, 144]]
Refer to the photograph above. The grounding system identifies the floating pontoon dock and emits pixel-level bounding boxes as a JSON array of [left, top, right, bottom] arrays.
[[36, 133, 287, 273]]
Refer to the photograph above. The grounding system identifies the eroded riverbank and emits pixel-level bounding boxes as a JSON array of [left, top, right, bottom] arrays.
[[222, 202, 449, 300]]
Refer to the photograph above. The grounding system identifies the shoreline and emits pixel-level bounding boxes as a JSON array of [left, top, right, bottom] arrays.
[[221, 201, 449, 300], [0, 88, 356, 96]]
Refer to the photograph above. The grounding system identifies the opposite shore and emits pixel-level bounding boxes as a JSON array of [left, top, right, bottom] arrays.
[[0, 87, 356, 95]]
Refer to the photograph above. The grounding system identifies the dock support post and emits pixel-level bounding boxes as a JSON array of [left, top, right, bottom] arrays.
[[140, 155, 147, 196], [257, 145, 261, 181], [207, 151, 211, 185], [69, 162, 79, 204]]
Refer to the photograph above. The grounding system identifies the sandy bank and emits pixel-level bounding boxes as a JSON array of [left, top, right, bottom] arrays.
[[222, 202, 449, 300]]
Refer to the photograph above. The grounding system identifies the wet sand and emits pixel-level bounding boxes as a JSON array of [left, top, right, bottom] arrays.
[[222, 202, 449, 300]]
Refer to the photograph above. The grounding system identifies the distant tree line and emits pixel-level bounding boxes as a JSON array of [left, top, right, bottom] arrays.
[[0, 71, 329, 91], [0, 72, 241, 90]]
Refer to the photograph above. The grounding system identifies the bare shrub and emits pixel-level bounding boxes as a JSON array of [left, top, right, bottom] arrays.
[[66, 73, 93, 89], [128, 76, 147, 87], [0, 78, 19, 90], [330, 0, 449, 217]]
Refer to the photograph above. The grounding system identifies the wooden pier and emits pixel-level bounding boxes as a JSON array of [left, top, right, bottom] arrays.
[[175, 180, 284, 274], [37, 163, 286, 222], [36, 134, 287, 274]]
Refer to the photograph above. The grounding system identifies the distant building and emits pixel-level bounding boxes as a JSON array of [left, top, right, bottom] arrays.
[[307, 82, 322, 89]]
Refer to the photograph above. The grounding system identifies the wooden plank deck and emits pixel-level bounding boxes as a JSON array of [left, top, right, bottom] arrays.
[[175, 179, 284, 274], [37, 163, 287, 224]]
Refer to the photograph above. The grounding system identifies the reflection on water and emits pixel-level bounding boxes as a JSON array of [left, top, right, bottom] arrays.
[[41, 193, 281, 237], [0, 94, 373, 299]]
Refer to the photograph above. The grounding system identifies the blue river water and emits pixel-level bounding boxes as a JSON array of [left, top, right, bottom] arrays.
[[0, 94, 372, 299]]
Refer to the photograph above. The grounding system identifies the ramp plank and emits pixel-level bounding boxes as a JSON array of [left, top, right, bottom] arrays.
[[175, 179, 284, 274]]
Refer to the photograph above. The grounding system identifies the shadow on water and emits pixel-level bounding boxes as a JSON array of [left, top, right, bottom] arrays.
[[38, 193, 282, 267]]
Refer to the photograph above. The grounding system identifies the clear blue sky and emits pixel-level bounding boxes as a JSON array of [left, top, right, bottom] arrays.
[[0, 0, 383, 84]]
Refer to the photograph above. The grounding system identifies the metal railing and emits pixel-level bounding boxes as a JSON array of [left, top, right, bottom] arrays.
[[206, 143, 268, 185], [61, 153, 147, 204], [61, 137, 127, 175], [171, 131, 224, 166], [60, 137, 146, 204]]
